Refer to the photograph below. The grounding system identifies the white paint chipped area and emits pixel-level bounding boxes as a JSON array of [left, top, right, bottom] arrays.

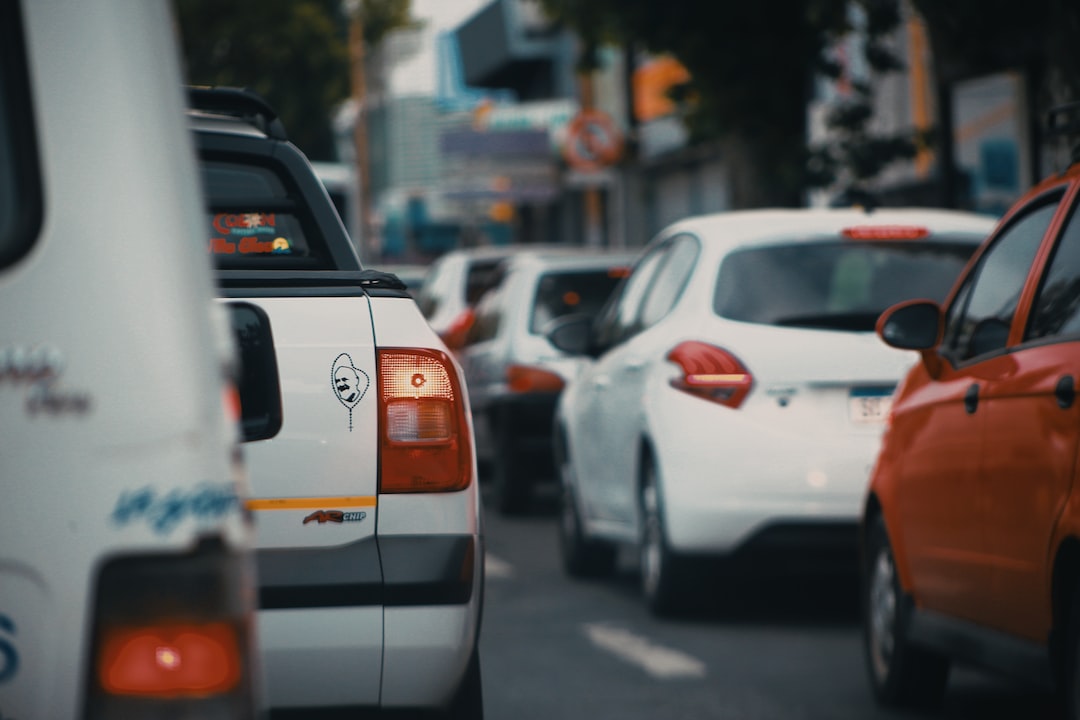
[[484, 553, 514, 579], [583, 623, 707, 679]]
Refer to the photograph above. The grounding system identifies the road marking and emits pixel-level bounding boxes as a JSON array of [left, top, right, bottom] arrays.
[[485, 553, 514, 579], [583, 623, 706, 679]]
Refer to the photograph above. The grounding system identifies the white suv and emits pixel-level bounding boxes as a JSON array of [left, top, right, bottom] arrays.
[[1, 3, 259, 720]]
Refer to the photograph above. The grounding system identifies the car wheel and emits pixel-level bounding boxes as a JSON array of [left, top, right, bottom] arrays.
[[444, 649, 483, 719], [490, 426, 532, 516], [863, 514, 949, 707], [639, 460, 686, 616], [558, 453, 616, 578]]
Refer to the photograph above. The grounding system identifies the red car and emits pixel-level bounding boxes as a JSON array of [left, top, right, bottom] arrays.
[[863, 153, 1080, 714]]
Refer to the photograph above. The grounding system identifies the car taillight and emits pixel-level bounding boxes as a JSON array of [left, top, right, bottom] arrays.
[[85, 539, 256, 720], [667, 341, 753, 409], [378, 348, 472, 493], [507, 364, 565, 393]]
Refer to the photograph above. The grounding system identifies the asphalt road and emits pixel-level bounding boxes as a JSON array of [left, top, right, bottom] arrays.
[[477, 490, 1062, 720]]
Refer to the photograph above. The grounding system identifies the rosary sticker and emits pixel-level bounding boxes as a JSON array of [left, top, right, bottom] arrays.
[[331, 353, 370, 431]]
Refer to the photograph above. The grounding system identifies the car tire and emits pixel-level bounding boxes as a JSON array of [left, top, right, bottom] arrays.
[[639, 459, 687, 616], [558, 454, 616, 578], [863, 514, 949, 708], [490, 425, 532, 516], [444, 649, 483, 719]]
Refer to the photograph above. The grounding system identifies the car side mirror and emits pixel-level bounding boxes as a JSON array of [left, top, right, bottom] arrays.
[[877, 299, 943, 378], [227, 302, 283, 442], [441, 307, 475, 351], [546, 314, 594, 356]]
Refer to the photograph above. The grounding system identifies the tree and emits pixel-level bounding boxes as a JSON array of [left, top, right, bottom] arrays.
[[175, 0, 417, 162], [536, 0, 910, 208]]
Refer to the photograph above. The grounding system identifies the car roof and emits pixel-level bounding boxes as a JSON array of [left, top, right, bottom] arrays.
[[499, 249, 637, 273], [661, 207, 999, 252]]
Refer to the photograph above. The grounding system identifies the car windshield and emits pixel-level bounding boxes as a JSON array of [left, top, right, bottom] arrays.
[[530, 268, 626, 333], [713, 238, 977, 331]]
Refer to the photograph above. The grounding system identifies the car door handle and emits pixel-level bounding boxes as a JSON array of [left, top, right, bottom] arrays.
[[592, 375, 611, 389], [1056, 375, 1075, 409], [625, 358, 647, 372], [964, 383, 979, 414]]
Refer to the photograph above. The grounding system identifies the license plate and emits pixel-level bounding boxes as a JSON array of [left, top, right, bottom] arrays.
[[849, 387, 894, 424]]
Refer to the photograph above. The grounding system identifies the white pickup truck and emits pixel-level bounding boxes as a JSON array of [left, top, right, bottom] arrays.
[[189, 87, 485, 717]]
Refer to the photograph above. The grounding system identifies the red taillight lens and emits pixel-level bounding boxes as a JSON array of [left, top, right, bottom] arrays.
[[506, 364, 565, 393], [378, 348, 472, 493], [99, 623, 241, 696], [86, 540, 256, 719], [841, 225, 929, 240], [667, 341, 753, 408]]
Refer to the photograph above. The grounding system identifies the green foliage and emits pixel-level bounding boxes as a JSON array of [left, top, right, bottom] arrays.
[[175, 0, 417, 162]]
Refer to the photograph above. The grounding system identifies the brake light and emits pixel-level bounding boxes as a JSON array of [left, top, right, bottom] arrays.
[[667, 341, 753, 408], [99, 623, 241, 696], [507, 364, 565, 393], [378, 348, 472, 493], [841, 225, 929, 240], [86, 539, 256, 718]]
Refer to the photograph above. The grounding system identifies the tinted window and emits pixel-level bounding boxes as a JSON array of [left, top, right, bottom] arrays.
[[201, 160, 331, 270], [592, 244, 669, 350], [465, 260, 505, 305], [944, 200, 1059, 361], [529, 267, 628, 333], [0, 2, 41, 269], [1027, 204, 1080, 341], [638, 235, 699, 328], [714, 239, 977, 331], [465, 285, 504, 345]]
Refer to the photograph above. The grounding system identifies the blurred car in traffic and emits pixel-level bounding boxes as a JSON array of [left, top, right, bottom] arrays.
[[416, 243, 573, 345], [1, 3, 260, 719], [862, 138, 1080, 712], [455, 249, 634, 514], [549, 208, 996, 615]]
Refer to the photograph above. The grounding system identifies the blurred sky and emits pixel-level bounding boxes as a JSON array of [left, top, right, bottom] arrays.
[[388, 0, 487, 95]]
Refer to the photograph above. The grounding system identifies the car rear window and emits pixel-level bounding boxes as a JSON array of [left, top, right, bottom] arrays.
[[530, 268, 627, 333], [201, 160, 331, 270], [465, 260, 505, 305], [713, 239, 978, 331]]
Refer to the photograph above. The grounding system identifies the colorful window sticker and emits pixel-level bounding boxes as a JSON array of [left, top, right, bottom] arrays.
[[209, 212, 305, 256]]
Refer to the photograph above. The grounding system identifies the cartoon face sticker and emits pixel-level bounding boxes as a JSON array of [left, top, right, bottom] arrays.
[[331, 353, 369, 431]]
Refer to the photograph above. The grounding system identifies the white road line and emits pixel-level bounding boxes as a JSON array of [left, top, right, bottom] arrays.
[[485, 553, 514, 579], [583, 623, 707, 679]]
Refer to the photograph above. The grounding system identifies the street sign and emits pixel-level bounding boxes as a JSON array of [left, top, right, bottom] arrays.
[[563, 109, 623, 172]]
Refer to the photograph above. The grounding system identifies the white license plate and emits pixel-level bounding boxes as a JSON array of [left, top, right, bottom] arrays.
[[849, 390, 893, 424]]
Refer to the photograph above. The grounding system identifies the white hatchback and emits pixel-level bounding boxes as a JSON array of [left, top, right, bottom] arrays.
[[550, 208, 997, 615]]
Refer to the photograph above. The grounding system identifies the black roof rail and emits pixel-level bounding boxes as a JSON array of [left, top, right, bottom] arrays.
[[1046, 101, 1080, 165], [186, 86, 288, 141]]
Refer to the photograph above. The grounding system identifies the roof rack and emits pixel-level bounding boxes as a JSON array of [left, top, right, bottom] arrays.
[[186, 86, 287, 141], [1046, 101, 1080, 165]]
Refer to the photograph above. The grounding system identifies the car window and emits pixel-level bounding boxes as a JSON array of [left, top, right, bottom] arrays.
[[465, 283, 505, 345], [942, 198, 1060, 362], [714, 237, 978, 331], [529, 267, 628, 334], [201, 160, 332, 270], [638, 235, 699, 328], [416, 256, 452, 318], [1026, 202, 1080, 341], [0, 2, 41, 269], [592, 243, 670, 351], [465, 259, 505, 305]]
